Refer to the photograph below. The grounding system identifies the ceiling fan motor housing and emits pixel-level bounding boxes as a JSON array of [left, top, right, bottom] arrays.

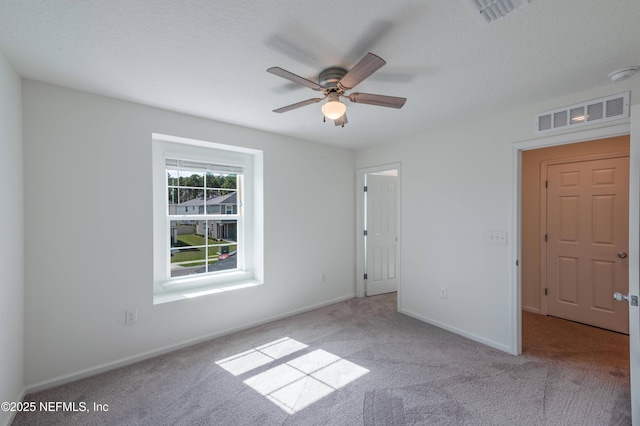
[[318, 67, 348, 90]]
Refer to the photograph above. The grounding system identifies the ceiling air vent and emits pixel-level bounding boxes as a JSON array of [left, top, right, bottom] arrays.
[[535, 92, 629, 134], [464, 0, 530, 25]]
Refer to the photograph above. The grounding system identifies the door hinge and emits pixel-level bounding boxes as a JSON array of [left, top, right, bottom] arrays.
[[544, 234, 548, 242], [516, 260, 519, 266], [544, 288, 548, 296], [545, 180, 548, 188], [364, 273, 368, 280], [364, 230, 368, 236], [364, 186, 368, 192]]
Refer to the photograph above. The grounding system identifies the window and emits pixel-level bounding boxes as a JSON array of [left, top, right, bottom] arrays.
[[167, 159, 241, 278], [152, 134, 263, 304]]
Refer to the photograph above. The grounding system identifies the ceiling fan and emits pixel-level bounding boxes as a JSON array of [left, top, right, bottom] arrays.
[[267, 52, 407, 127]]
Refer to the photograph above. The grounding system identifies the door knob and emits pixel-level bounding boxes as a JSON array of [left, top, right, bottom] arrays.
[[618, 251, 628, 258], [614, 292, 639, 306], [614, 292, 628, 302]]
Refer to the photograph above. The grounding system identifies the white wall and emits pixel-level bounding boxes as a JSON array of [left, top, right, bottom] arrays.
[[356, 80, 640, 352], [22, 80, 356, 388], [0, 52, 23, 426]]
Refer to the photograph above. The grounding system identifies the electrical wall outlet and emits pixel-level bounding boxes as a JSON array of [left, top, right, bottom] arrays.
[[440, 288, 447, 299], [125, 309, 137, 325]]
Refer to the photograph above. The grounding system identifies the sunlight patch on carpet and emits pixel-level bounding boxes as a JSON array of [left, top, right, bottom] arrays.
[[215, 337, 308, 376], [216, 338, 369, 414]]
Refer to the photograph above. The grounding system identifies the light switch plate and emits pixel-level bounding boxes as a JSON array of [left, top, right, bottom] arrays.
[[487, 231, 507, 244]]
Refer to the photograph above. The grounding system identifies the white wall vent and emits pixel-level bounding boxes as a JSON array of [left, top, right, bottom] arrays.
[[464, 0, 530, 25], [535, 92, 629, 134]]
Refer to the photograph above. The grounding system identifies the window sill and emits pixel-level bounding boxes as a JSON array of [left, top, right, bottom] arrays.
[[153, 279, 263, 305]]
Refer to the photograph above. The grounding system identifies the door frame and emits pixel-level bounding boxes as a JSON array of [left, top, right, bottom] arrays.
[[539, 151, 630, 317], [512, 122, 640, 423], [356, 163, 402, 299], [511, 123, 630, 354]]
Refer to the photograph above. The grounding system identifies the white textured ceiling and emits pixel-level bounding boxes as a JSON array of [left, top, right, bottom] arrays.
[[0, 0, 639, 149]]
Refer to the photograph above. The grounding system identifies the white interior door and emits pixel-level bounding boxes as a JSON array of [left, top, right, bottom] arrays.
[[545, 156, 629, 333], [365, 173, 398, 296]]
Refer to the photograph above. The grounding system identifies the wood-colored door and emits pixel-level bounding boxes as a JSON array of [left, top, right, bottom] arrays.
[[545, 156, 629, 333], [365, 173, 398, 296]]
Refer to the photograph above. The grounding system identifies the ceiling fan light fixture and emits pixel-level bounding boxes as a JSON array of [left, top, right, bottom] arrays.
[[321, 94, 347, 120]]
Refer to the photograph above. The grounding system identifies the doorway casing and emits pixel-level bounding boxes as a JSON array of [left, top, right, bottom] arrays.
[[511, 123, 631, 353], [511, 122, 637, 421], [356, 163, 401, 301]]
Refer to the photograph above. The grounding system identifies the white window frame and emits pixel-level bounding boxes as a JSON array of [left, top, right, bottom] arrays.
[[152, 134, 264, 304]]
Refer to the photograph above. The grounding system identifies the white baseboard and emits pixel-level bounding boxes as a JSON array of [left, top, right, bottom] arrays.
[[25, 293, 355, 394], [522, 306, 541, 314], [399, 308, 512, 354], [1, 387, 26, 426]]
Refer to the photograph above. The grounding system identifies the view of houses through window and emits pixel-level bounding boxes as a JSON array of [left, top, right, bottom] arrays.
[[167, 159, 241, 278]]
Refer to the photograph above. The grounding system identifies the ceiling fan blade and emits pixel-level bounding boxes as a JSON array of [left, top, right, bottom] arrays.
[[334, 113, 348, 127], [338, 53, 386, 90], [273, 98, 323, 113], [267, 67, 324, 91], [348, 92, 406, 109]]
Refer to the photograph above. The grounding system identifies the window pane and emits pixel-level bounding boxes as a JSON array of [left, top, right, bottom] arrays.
[[170, 220, 199, 248], [167, 171, 205, 215], [206, 189, 237, 214], [168, 187, 180, 214], [206, 173, 237, 190], [170, 247, 207, 278], [207, 219, 238, 273], [170, 220, 238, 277], [205, 172, 218, 189], [170, 220, 207, 277], [167, 168, 179, 187], [167, 188, 205, 213], [178, 170, 204, 188], [171, 250, 210, 277]]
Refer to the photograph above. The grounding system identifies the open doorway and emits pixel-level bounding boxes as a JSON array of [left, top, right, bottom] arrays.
[[356, 164, 401, 301], [520, 136, 630, 368]]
